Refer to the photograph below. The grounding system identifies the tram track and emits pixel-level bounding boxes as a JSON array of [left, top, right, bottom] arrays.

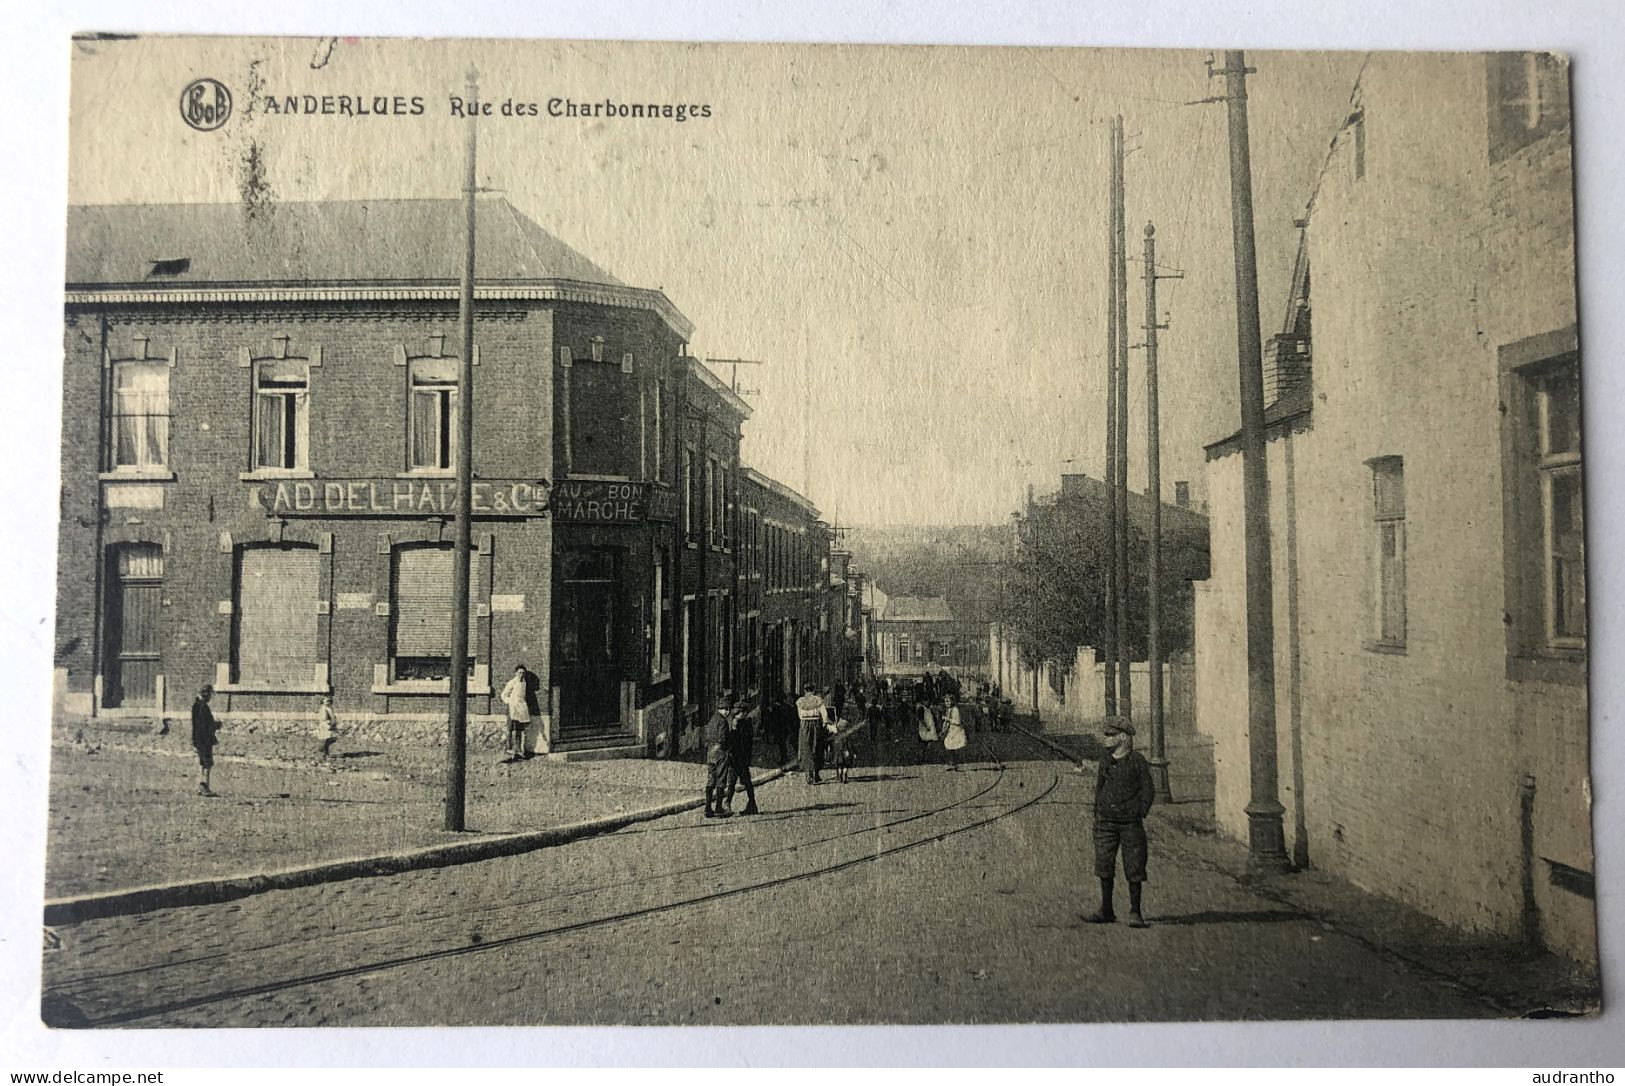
[[46, 731, 1065, 1027]]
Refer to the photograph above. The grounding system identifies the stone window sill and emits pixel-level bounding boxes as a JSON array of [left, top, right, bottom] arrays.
[[215, 681, 331, 695], [372, 680, 493, 696], [100, 470, 175, 483], [1363, 640, 1408, 656], [240, 469, 316, 481]]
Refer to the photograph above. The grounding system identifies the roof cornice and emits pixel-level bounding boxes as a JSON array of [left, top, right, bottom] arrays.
[[684, 356, 754, 420], [64, 278, 695, 340]]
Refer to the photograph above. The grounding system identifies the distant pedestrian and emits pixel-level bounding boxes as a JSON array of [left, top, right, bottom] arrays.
[[916, 699, 940, 763], [941, 695, 967, 771], [832, 680, 847, 721], [796, 685, 826, 785], [865, 697, 884, 743], [770, 695, 797, 764], [315, 694, 339, 760], [520, 664, 543, 756], [828, 710, 853, 783], [1084, 716, 1156, 928], [500, 665, 532, 763], [726, 703, 761, 815], [703, 696, 736, 819], [191, 685, 220, 797]]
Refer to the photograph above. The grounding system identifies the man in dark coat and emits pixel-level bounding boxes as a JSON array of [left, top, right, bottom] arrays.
[[725, 703, 761, 815], [702, 696, 736, 819], [1084, 716, 1156, 927], [770, 696, 797, 764], [519, 664, 542, 758], [191, 685, 221, 797]]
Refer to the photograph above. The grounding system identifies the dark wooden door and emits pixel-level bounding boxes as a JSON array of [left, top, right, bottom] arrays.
[[105, 544, 162, 708], [555, 548, 621, 733]]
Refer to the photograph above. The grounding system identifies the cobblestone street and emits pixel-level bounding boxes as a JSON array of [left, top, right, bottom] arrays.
[[44, 716, 791, 898], [42, 728, 1536, 1027]]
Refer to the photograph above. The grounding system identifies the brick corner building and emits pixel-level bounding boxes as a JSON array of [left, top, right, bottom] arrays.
[[58, 196, 840, 761]]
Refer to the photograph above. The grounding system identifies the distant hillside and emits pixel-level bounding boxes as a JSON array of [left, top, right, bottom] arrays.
[[843, 523, 1015, 624]]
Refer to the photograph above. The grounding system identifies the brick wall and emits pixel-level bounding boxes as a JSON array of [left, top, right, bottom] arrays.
[[58, 299, 561, 719]]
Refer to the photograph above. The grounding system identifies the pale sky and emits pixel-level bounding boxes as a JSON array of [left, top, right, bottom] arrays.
[[69, 37, 1365, 524]]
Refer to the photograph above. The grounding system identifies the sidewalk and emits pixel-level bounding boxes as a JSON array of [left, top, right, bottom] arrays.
[[45, 715, 795, 904], [1018, 715, 1599, 1017]]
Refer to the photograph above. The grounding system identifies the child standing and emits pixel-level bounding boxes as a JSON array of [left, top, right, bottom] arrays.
[[315, 695, 339, 760], [1084, 716, 1156, 928], [191, 685, 220, 797]]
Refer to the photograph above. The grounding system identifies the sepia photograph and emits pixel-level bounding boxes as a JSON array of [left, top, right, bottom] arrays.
[[17, 14, 1614, 1054]]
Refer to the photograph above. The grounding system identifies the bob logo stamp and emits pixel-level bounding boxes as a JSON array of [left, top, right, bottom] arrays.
[[179, 77, 232, 131]]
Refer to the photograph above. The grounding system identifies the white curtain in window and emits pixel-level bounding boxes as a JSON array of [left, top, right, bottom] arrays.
[[113, 362, 168, 467]]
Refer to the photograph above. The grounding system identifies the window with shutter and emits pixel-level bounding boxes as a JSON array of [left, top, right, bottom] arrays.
[[234, 544, 320, 685], [408, 359, 459, 472], [253, 359, 310, 471], [391, 544, 479, 679]]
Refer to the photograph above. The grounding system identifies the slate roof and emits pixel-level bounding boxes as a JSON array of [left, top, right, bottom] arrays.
[[65, 197, 623, 288]]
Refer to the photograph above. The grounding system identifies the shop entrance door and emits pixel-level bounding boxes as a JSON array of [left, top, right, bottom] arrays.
[[104, 544, 163, 708], [555, 547, 622, 734]]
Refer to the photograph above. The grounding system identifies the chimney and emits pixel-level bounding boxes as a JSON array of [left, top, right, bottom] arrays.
[[1174, 481, 1191, 508], [1262, 331, 1312, 405]]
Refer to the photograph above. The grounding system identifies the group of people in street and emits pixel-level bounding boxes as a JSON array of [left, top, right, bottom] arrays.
[[702, 694, 760, 818], [190, 660, 1154, 927]]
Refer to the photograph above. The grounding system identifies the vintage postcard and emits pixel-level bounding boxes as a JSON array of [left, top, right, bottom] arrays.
[[43, 35, 1596, 1028]]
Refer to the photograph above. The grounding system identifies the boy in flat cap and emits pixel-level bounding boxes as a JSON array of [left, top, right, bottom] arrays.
[[1084, 715, 1156, 927]]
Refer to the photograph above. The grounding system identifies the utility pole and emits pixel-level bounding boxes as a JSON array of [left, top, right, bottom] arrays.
[[1211, 49, 1289, 873], [1102, 117, 1120, 719], [1029, 485, 1040, 725], [1143, 222, 1178, 803], [801, 330, 812, 500], [445, 66, 479, 832], [1113, 113, 1133, 722]]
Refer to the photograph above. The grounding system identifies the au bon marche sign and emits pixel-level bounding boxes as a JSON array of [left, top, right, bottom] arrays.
[[252, 477, 677, 523]]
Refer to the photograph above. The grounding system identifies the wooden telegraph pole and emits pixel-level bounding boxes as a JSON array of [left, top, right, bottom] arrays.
[[1102, 117, 1120, 719], [1112, 114, 1133, 721], [1029, 485, 1041, 726], [445, 67, 479, 832], [1142, 222, 1179, 803], [1211, 50, 1289, 872]]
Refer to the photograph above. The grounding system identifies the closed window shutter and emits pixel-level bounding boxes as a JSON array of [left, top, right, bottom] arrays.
[[237, 546, 319, 684], [393, 546, 478, 657]]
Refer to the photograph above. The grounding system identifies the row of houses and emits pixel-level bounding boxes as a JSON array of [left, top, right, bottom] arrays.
[[55, 197, 848, 759]]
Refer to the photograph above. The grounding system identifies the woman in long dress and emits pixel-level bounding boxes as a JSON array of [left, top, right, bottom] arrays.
[[941, 694, 968, 771], [916, 698, 939, 764]]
